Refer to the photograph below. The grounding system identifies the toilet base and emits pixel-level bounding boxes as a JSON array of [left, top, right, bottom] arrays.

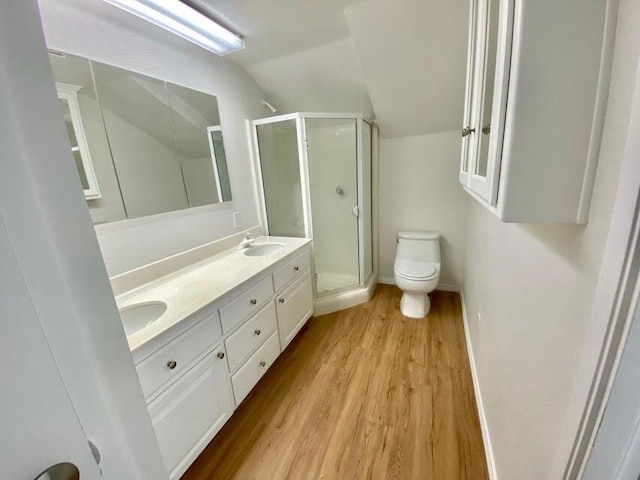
[[400, 292, 431, 318]]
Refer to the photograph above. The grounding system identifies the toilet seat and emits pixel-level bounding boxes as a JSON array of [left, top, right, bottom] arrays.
[[394, 260, 438, 280]]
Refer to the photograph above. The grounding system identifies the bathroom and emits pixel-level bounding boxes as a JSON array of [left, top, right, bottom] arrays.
[[2, 0, 640, 479]]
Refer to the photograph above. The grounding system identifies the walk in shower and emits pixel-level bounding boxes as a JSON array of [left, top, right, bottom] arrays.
[[252, 113, 374, 309]]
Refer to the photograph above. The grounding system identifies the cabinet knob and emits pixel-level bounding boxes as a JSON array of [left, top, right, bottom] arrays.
[[250, 298, 257, 305], [217, 351, 225, 359], [259, 360, 266, 367], [166, 360, 177, 370], [461, 126, 476, 137], [254, 329, 261, 336], [294, 266, 299, 271], [278, 298, 285, 304]]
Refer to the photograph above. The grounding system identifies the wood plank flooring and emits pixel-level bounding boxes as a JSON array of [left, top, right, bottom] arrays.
[[182, 285, 488, 480]]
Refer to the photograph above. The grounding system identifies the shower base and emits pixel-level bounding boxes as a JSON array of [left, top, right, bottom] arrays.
[[313, 272, 378, 316], [315, 271, 359, 295]]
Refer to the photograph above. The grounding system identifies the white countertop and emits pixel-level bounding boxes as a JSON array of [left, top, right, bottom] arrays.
[[116, 236, 312, 355]]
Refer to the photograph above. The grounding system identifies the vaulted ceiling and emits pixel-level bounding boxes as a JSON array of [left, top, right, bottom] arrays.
[[192, 0, 469, 138]]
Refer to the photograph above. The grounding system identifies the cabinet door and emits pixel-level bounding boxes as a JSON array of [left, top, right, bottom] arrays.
[[462, 0, 515, 204], [460, 0, 480, 186], [276, 274, 314, 350], [148, 346, 233, 480]]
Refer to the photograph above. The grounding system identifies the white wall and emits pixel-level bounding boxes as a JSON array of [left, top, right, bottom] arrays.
[[378, 130, 471, 287], [38, 0, 268, 275], [461, 1, 640, 478]]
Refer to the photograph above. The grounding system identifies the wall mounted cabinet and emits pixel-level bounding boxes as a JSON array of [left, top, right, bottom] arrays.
[[460, 0, 614, 223]]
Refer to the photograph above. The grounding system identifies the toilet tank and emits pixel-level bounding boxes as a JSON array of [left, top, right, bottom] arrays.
[[396, 231, 441, 263]]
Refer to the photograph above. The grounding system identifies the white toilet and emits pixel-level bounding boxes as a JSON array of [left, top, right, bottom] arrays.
[[393, 231, 441, 318]]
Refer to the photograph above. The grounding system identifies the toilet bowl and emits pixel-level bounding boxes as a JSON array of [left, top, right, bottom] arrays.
[[393, 231, 441, 318]]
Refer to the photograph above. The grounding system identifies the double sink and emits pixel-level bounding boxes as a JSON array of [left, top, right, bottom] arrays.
[[118, 242, 286, 336]]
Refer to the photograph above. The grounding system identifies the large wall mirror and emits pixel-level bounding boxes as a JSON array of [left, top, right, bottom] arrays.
[[48, 51, 232, 225]]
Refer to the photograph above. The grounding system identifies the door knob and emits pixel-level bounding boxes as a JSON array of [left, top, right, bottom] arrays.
[[34, 463, 79, 480]]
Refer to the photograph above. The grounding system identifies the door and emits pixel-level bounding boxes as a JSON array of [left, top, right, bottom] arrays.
[[461, 0, 514, 204], [304, 117, 360, 295], [0, 214, 103, 479], [255, 119, 306, 237], [460, 0, 479, 186], [582, 283, 640, 480]]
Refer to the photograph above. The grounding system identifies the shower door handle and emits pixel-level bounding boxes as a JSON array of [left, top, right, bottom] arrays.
[[351, 206, 359, 217]]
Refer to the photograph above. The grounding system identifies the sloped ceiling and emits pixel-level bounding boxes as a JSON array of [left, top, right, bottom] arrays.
[[112, 0, 470, 138], [344, 0, 469, 137], [245, 38, 374, 116]]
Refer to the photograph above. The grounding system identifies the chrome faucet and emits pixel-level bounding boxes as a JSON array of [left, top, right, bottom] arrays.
[[239, 232, 255, 249]]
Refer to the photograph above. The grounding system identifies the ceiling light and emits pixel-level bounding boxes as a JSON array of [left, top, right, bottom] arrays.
[[103, 0, 245, 56]]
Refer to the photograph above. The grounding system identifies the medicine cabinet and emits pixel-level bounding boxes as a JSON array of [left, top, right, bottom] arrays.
[[460, 0, 613, 223]]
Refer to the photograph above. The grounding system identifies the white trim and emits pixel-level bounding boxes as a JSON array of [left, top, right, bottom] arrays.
[[561, 51, 640, 479], [377, 278, 461, 294], [576, 0, 619, 224], [55, 82, 102, 199], [460, 289, 499, 480], [459, 0, 477, 186], [205, 125, 225, 203], [246, 119, 268, 234]]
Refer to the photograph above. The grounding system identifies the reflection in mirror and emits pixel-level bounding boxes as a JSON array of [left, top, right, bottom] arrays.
[[166, 82, 232, 206], [48, 51, 233, 225], [92, 61, 187, 220], [49, 52, 127, 224]]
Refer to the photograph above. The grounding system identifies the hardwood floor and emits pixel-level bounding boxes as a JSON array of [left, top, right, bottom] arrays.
[[182, 285, 489, 480]]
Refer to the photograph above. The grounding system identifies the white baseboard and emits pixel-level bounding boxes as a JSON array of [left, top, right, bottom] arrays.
[[377, 277, 461, 294], [459, 290, 498, 480]]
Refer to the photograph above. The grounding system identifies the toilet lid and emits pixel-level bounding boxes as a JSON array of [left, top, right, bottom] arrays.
[[395, 261, 438, 280]]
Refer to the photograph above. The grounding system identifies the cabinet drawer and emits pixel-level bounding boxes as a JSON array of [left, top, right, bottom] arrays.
[[277, 274, 314, 350], [273, 250, 311, 291], [220, 276, 274, 333], [137, 311, 222, 399], [225, 302, 277, 372], [231, 331, 280, 405], [149, 346, 233, 479]]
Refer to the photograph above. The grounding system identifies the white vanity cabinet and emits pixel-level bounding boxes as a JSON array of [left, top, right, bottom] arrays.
[[460, 0, 612, 223], [148, 345, 233, 479], [129, 244, 314, 479], [277, 275, 314, 350]]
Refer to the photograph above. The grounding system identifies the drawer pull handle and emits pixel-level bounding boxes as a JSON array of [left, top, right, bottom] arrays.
[[259, 360, 266, 367], [166, 360, 177, 370], [294, 266, 299, 271], [217, 351, 225, 359], [278, 298, 285, 304], [250, 298, 257, 305], [254, 329, 261, 336]]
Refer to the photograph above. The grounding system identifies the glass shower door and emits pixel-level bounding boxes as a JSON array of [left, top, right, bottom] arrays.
[[255, 120, 305, 237], [304, 118, 360, 295]]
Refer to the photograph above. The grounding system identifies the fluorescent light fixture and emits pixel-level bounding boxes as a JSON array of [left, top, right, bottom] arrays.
[[103, 0, 245, 56]]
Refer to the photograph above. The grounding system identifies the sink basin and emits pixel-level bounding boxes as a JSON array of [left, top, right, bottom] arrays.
[[243, 242, 286, 257], [119, 301, 167, 336]]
